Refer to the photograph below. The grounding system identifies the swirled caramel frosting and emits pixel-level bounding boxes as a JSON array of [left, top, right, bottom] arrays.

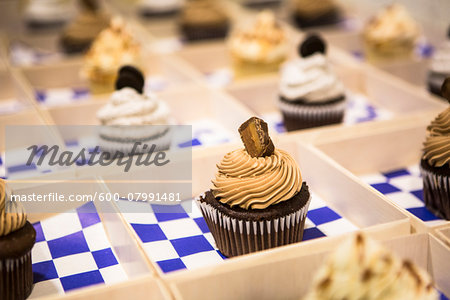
[[304, 233, 438, 300], [0, 179, 27, 237], [229, 11, 289, 63], [423, 107, 450, 167], [83, 17, 141, 80], [211, 148, 302, 210]]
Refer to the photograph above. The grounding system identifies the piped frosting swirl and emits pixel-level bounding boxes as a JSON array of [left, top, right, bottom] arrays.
[[0, 179, 27, 237], [304, 233, 438, 300], [279, 53, 345, 102], [423, 107, 450, 167], [83, 17, 140, 79], [228, 11, 288, 63], [211, 148, 302, 209], [97, 87, 171, 126]]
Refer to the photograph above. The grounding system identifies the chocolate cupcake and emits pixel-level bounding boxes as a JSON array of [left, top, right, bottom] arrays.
[[420, 78, 450, 220], [178, 0, 229, 42], [59, 0, 110, 54], [198, 117, 311, 257], [96, 66, 173, 155], [291, 0, 341, 28], [0, 179, 36, 300], [278, 34, 346, 131]]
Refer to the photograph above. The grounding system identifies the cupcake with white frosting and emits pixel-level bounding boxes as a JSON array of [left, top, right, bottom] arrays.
[[427, 35, 450, 98], [304, 233, 438, 300], [96, 66, 173, 155], [279, 34, 346, 131], [228, 11, 289, 78]]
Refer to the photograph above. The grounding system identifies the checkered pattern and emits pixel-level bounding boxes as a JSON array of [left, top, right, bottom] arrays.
[[34, 77, 171, 106], [361, 165, 447, 226], [117, 191, 358, 274], [263, 92, 392, 134], [0, 121, 234, 179], [30, 202, 127, 297]]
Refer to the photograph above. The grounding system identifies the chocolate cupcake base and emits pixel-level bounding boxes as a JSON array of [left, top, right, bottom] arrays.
[[179, 23, 229, 42], [427, 71, 450, 99], [198, 183, 311, 257], [292, 9, 340, 28], [0, 221, 36, 300], [420, 159, 450, 220], [59, 36, 92, 54], [279, 95, 346, 131]]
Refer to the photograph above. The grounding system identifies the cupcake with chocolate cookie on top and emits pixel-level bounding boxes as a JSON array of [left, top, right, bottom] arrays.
[[198, 117, 311, 257], [279, 34, 346, 131], [420, 77, 450, 220], [96, 66, 173, 155]]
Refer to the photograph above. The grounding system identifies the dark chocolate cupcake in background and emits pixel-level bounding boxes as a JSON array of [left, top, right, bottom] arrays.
[[291, 0, 341, 28], [60, 0, 110, 54], [278, 34, 346, 131], [427, 27, 450, 98], [420, 78, 450, 220], [198, 117, 311, 257], [0, 179, 36, 300], [178, 0, 229, 42]]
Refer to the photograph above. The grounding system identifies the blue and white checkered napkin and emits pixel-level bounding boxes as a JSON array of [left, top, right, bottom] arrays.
[[0, 149, 71, 180], [116, 191, 358, 273], [30, 202, 127, 298], [360, 165, 447, 226], [262, 92, 392, 134]]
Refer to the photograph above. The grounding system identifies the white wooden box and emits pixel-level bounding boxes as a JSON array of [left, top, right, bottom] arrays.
[[303, 112, 450, 232], [165, 233, 450, 300]]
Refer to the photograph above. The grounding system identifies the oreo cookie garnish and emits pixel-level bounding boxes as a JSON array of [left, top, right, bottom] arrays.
[[115, 65, 145, 94], [299, 34, 326, 58], [441, 76, 450, 103]]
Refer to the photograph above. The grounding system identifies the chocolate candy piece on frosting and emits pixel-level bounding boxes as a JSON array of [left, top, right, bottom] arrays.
[[238, 117, 274, 157], [115, 65, 145, 94], [441, 76, 450, 102], [299, 34, 326, 58]]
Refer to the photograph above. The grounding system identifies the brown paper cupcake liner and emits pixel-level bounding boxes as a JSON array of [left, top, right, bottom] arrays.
[[0, 252, 34, 300], [278, 97, 346, 131], [197, 195, 311, 257], [420, 167, 450, 220]]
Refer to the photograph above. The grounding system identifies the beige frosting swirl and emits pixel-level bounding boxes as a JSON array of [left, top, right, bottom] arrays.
[[211, 148, 302, 210], [83, 17, 141, 79], [0, 179, 27, 237], [229, 11, 289, 63], [363, 4, 419, 54], [293, 0, 336, 17], [62, 10, 110, 41], [180, 0, 228, 26], [304, 233, 438, 300], [423, 107, 450, 167]]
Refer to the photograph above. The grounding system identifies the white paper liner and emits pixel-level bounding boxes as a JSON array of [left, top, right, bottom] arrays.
[[197, 195, 311, 257], [0, 252, 33, 300], [278, 97, 346, 130], [98, 127, 172, 155], [420, 166, 450, 220]]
